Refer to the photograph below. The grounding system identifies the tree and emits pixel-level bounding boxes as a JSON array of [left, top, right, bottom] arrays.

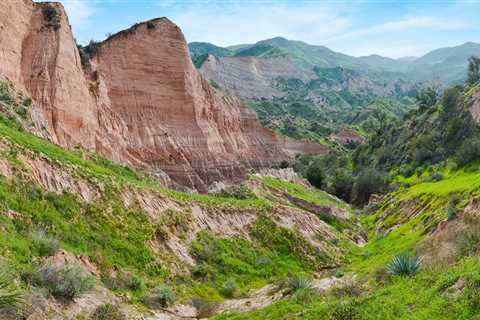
[[415, 87, 438, 111], [331, 170, 354, 202], [467, 56, 480, 86], [441, 86, 462, 116], [352, 169, 386, 205], [305, 161, 325, 189]]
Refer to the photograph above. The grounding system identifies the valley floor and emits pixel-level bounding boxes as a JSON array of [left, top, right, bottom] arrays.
[[1, 82, 480, 320]]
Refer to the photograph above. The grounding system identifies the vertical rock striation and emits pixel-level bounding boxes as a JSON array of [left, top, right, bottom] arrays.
[[0, 0, 326, 191]]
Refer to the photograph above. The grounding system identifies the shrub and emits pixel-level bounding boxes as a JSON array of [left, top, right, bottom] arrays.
[[306, 162, 325, 188], [102, 273, 145, 292], [286, 275, 312, 293], [90, 304, 126, 320], [0, 271, 22, 312], [39, 264, 95, 300], [427, 172, 443, 182], [142, 286, 176, 308], [331, 279, 363, 297], [31, 230, 61, 257], [220, 279, 239, 298], [374, 267, 391, 284], [458, 232, 480, 257], [217, 185, 257, 200], [255, 256, 272, 266], [330, 300, 360, 320], [455, 137, 480, 167], [146, 21, 156, 29], [446, 204, 457, 221], [352, 169, 387, 205], [190, 297, 217, 318], [292, 288, 318, 305], [190, 263, 216, 281], [386, 253, 422, 277], [42, 6, 61, 29], [129, 275, 146, 291]]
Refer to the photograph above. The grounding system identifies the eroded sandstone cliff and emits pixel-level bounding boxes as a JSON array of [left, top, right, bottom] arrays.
[[0, 0, 326, 191]]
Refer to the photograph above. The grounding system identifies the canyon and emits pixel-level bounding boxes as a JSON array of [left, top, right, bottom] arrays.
[[0, 0, 325, 192]]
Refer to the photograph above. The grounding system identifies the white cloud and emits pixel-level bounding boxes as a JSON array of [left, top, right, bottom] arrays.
[[172, 4, 351, 46], [329, 16, 472, 42]]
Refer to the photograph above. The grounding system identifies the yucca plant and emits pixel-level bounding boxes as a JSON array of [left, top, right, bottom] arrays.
[[286, 275, 313, 293], [387, 253, 422, 276], [0, 271, 22, 311]]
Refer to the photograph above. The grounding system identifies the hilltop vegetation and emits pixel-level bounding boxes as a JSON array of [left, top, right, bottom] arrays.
[[213, 63, 480, 320], [191, 38, 480, 143], [294, 58, 480, 203]]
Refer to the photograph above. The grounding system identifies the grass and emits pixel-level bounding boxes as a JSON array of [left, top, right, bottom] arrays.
[[256, 176, 348, 209], [212, 256, 480, 320], [0, 114, 274, 210], [401, 170, 480, 199], [0, 101, 339, 305], [184, 228, 316, 299]]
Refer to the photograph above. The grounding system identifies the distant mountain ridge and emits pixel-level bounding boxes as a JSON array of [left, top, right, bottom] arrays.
[[188, 38, 479, 142], [188, 38, 480, 83]]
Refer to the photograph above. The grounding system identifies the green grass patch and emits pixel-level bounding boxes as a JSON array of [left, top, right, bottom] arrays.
[[213, 256, 480, 320], [256, 176, 348, 209]]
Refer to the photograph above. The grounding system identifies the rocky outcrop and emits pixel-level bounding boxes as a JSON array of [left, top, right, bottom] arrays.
[[330, 128, 364, 145], [0, 0, 326, 191], [200, 54, 316, 99], [198, 53, 417, 102]]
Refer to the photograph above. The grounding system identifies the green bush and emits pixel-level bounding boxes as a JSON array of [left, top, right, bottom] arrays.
[[446, 204, 457, 221], [129, 275, 146, 291], [42, 6, 61, 29], [146, 21, 156, 29], [39, 264, 95, 300], [102, 272, 145, 292], [142, 286, 176, 308], [90, 304, 126, 320], [455, 137, 480, 167], [330, 300, 360, 320], [386, 254, 422, 277], [220, 279, 239, 298], [31, 230, 61, 257], [459, 232, 480, 257], [331, 279, 363, 297], [352, 169, 387, 205], [292, 288, 318, 304]]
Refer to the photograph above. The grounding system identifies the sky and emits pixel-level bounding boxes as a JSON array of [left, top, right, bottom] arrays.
[[37, 0, 480, 58]]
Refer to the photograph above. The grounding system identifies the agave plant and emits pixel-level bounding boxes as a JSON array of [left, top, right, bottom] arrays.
[[0, 271, 22, 311], [387, 253, 422, 277], [287, 275, 313, 293]]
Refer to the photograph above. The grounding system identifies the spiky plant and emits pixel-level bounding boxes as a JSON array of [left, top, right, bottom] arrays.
[[0, 271, 22, 311], [287, 275, 313, 293], [387, 254, 422, 277]]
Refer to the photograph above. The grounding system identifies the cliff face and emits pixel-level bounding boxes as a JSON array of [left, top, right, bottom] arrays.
[[200, 54, 316, 99], [199, 53, 416, 102], [0, 1, 98, 149], [0, 0, 326, 191]]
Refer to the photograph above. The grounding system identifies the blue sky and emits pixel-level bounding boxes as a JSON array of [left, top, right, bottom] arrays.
[[39, 0, 480, 58]]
